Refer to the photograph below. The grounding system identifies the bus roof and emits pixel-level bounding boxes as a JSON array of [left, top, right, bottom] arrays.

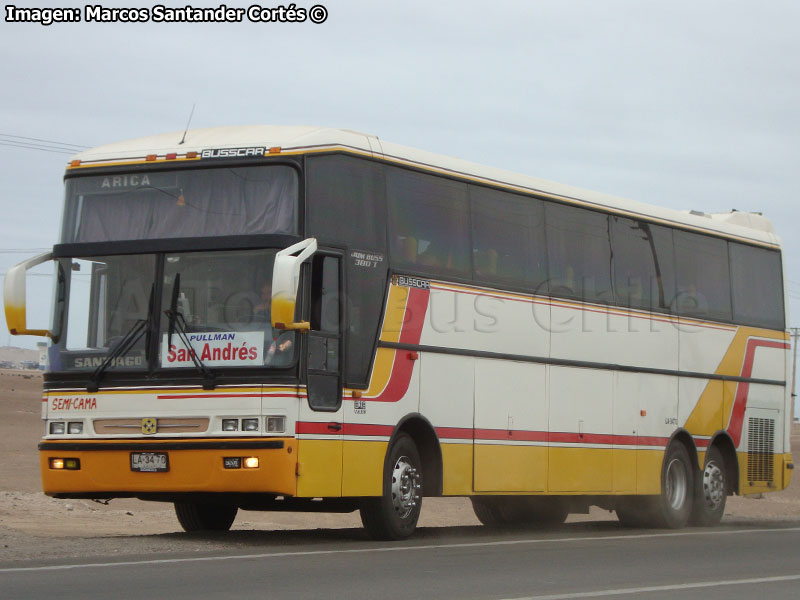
[[68, 125, 781, 248]]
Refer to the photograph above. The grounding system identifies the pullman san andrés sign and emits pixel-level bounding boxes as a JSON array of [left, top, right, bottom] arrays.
[[161, 331, 264, 367]]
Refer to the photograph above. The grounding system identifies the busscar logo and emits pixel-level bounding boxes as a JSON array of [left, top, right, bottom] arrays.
[[201, 147, 267, 159]]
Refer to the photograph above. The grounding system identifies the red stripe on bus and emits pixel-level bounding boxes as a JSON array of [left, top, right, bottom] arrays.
[[295, 422, 393, 436], [298, 421, 670, 447], [726, 339, 789, 447], [437, 427, 669, 447]]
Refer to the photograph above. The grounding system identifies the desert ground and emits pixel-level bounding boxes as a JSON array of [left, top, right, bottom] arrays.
[[1, 368, 798, 563]]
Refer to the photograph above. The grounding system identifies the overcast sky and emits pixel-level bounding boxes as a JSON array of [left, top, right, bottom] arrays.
[[1, 0, 798, 392]]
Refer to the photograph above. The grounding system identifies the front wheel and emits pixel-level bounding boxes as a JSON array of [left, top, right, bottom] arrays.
[[360, 433, 423, 540], [174, 502, 238, 532], [690, 446, 727, 526]]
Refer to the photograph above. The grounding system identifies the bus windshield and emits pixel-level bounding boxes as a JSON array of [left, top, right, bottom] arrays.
[[51, 249, 296, 374], [61, 165, 298, 243]]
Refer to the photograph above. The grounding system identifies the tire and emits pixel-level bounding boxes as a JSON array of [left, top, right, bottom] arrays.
[[470, 497, 509, 527], [174, 502, 238, 532], [471, 497, 568, 528], [616, 443, 694, 529], [652, 442, 694, 528], [690, 446, 728, 526], [360, 433, 423, 540]]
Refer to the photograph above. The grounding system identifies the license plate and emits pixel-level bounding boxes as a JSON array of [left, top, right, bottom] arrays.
[[130, 452, 169, 472]]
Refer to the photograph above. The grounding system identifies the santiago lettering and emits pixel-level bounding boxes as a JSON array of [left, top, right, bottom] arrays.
[[74, 355, 143, 368]]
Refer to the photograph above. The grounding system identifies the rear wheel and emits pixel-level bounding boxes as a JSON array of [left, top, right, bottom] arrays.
[[616, 443, 694, 529], [174, 502, 238, 532], [360, 433, 422, 540], [654, 443, 694, 528], [690, 446, 727, 526]]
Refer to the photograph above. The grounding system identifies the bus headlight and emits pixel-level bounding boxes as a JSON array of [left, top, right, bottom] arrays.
[[242, 418, 259, 432], [68, 422, 83, 434], [222, 419, 239, 432], [266, 416, 285, 433], [49, 422, 66, 435]]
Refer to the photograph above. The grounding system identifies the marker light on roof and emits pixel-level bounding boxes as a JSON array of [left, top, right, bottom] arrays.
[[186, 151, 198, 158], [269, 147, 281, 154], [70, 160, 81, 167], [146, 154, 157, 161], [166, 153, 177, 160]]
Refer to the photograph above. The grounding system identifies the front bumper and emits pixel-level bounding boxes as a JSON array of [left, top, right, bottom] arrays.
[[39, 437, 297, 497]]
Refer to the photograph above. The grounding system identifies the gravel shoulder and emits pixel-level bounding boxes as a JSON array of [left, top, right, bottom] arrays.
[[1, 369, 797, 564]]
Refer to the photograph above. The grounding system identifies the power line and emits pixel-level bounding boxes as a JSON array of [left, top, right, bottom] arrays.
[[0, 140, 74, 155], [0, 138, 78, 153], [0, 133, 90, 149]]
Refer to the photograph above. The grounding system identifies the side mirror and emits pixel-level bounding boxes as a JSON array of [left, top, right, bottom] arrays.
[[3, 252, 56, 338], [271, 238, 317, 331]]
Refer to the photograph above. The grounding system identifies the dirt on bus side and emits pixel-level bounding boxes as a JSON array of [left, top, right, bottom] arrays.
[[0, 368, 798, 562]]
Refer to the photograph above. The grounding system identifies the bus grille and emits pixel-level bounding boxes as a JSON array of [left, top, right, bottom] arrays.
[[747, 417, 775, 482]]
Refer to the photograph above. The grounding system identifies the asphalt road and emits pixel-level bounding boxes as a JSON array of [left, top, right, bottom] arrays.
[[2, 522, 799, 599]]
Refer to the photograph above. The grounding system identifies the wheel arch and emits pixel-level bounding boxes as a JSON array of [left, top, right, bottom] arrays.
[[390, 413, 443, 497], [707, 431, 740, 495], [668, 428, 699, 474]]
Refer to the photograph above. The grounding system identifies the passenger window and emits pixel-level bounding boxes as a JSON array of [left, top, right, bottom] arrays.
[[674, 231, 732, 321], [610, 216, 676, 311], [471, 186, 548, 291], [545, 203, 613, 303], [387, 167, 470, 277], [729, 243, 784, 330]]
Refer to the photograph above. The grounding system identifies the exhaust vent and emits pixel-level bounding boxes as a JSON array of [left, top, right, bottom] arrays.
[[747, 417, 775, 482]]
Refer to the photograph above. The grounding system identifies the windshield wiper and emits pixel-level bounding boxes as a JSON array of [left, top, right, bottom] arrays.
[[164, 273, 216, 390], [87, 284, 155, 393], [87, 318, 148, 393]]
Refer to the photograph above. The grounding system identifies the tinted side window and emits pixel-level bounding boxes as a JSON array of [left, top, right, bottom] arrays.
[[730, 243, 784, 330], [471, 186, 548, 290], [674, 230, 732, 321], [306, 155, 386, 250], [306, 154, 388, 387], [545, 203, 613, 303], [387, 167, 470, 277], [610, 216, 676, 311]]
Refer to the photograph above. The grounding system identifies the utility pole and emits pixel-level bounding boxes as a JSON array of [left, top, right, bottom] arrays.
[[791, 327, 799, 424]]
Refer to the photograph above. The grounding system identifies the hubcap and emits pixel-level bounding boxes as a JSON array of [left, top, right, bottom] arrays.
[[391, 455, 421, 519], [665, 458, 687, 511], [702, 460, 725, 510]]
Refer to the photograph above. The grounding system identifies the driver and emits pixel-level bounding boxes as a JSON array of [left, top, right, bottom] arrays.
[[254, 281, 293, 365]]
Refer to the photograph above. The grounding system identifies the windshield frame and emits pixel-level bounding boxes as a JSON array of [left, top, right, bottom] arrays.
[[47, 237, 304, 389]]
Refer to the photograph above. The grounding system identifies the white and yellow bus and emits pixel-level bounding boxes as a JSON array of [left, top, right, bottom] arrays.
[[4, 126, 792, 539]]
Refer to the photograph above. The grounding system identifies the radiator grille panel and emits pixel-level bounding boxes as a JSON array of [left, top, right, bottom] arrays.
[[747, 417, 775, 482]]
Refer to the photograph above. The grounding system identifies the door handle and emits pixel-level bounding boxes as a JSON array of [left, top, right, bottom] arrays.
[[328, 422, 342, 431]]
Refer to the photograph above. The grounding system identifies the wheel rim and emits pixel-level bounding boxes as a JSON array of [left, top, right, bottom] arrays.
[[391, 455, 421, 520], [702, 460, 725, 510], [665, 457, 687, 511]]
